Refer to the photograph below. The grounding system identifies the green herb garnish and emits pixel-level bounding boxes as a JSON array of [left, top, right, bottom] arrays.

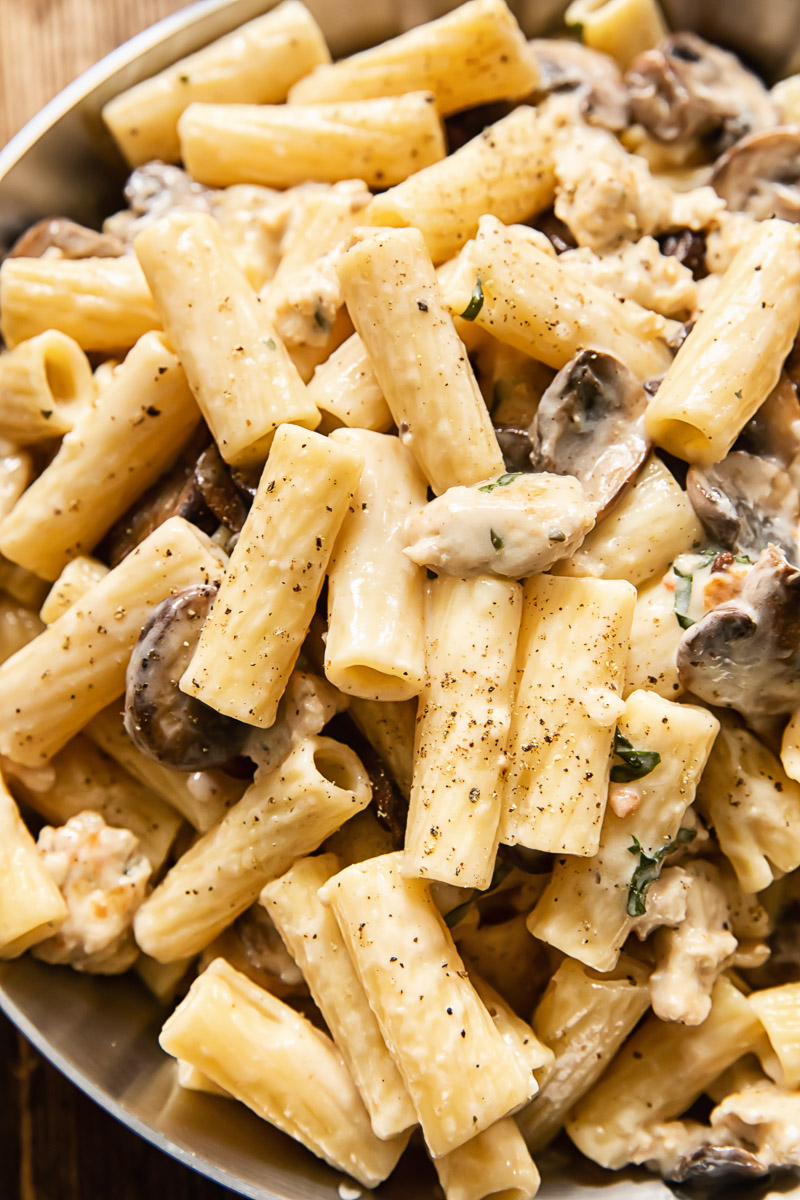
[[490, 528, 504, 552], [314, 309, 331, 333], [673, 563, 695, 630], [610, 729, 661, 784], [445, 860, 512, 928], [626, 828, 697, 917], [459, 276, 484, 321], [478, 472, 521, 493]]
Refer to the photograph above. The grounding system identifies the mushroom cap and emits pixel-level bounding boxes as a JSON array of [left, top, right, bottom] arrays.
[[711, 125, 800, 221], [686, 451, 800, 563], [626, 32, 776, 154], [529, 38, 630, 132], [124, 584, 248, 770], [529, 349, 650, 514], [667, 1144, 769, 1184], [677, 545, 800, 718], [9, 217, 125, 259]]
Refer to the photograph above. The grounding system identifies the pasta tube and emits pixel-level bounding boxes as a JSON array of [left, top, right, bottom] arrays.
[[325, 430, 427, 701], [308, 334, 393, 432], [85, 704, 238, 833], [501, 575, 635, 856], [134, 736, 371, 961], [433, 1117, 540, 1200], [367, 106, 557, 264], [159, 958, 408, 1188], [404, 575, 522, 889], [624, 571, 684, 700], [567, 976, 761, 1169], [102, 1, 330, 165], [0, 331, 93, 443], [0, 599, 43, 666], [4, 733, 181, 872], [0, 516, 226, 766], [696, 714, 800, 893], [0, 332, 201, 580], [565, 0, 667, 67], [517, 955, 651, 1152], [348, 696, 416, 797], [645, 220, 800, 466], [40, 557, 109, 624], [0, 769, 67, 958], [554, 455, 704, 587], [528, 690, 719, 971], [289, 0, 536, 111], [261, 853, 418, 1140], [181, 424, 363, 728], [134, 213, 318, 467], [749, 984, 800, 1087], [0, 255, 159, 352], [443, 216, 674, 380], [338, 227, 503, 494], [179, 94, 445, 189], [321, 852, 534, 1158]]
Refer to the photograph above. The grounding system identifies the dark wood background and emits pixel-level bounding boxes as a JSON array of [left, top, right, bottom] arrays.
[[1, 5, 236, 1195]]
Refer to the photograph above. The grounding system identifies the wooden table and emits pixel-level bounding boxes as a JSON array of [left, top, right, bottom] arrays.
[[0, 8, 235, 1195]]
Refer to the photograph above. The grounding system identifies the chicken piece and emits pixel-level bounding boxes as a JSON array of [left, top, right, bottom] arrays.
[[32, 811, 150, 973], [559, 236, 698, 321], [403, 472, 595, 579], [646, 862, 737, 1026]]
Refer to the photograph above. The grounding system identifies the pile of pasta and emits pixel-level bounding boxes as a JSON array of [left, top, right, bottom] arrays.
[[4, 0, 800, 1194]]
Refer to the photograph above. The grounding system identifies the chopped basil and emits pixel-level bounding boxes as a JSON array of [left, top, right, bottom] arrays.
[[314, 309, 332, 333], [673, 564, 695, 629], [445, 860, 512, 928], [626, 828, 697, 917], [459, 276, 484, 321], [478, 472, 521, 493], [610, 729, 661, 783], [490, 528, 504, 552]]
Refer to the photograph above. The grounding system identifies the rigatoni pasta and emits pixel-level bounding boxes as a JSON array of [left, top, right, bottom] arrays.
[[102, 1, 331, 165], [0, 331, 93, 444]]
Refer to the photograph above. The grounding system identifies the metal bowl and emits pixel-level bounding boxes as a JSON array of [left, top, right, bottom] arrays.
[[1, 1, 799, 1196]]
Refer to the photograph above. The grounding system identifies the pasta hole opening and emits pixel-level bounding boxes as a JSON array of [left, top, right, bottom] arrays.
[[650, 419, 712, 468], [333, 663, 420, 703], [484, 1189, 529, 1200], [43, 347, 81, 404], [313, 743, 361, 792]]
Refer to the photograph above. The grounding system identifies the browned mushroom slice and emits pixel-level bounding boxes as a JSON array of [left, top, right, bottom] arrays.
[[626, 32, 776, 155], [667, 1144, 769, 1184], [194, 443, 250, 533], [530, 38, 629, 132], [677, 546, 800, 718], [101, 433, 217, 568], [104, 162, 214, 245], [8, 217, 126, 259], [686, 452, 800, 563], [529, 349, 649, 514], [124, 585, 248, 770], [494, 427, 535, 473], [711, 126, 800, 222], [657, 229, 708, 280]]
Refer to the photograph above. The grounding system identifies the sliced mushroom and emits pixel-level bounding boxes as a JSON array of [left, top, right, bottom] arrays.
[[677, 545, 800, 718], [124, 585, 248, 770], [657, 228, 708, 280], [711, 126, 800, 221], [667, 1144, 769, 1184], [626, 32, 777, 156], [686, 451, 800, 563], [494, 427, 535, 473], [194, 444, 249, 533], [532, 208, 578, 255], [530, 39, 630, 132], [529, 350, 650, 514], [101, 438, 216, 567], [9, 217, 126, 259]]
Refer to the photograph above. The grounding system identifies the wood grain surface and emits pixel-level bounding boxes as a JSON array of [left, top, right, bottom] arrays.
[[0, 0, 187, 145], [0, 11, 239, 1197]]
